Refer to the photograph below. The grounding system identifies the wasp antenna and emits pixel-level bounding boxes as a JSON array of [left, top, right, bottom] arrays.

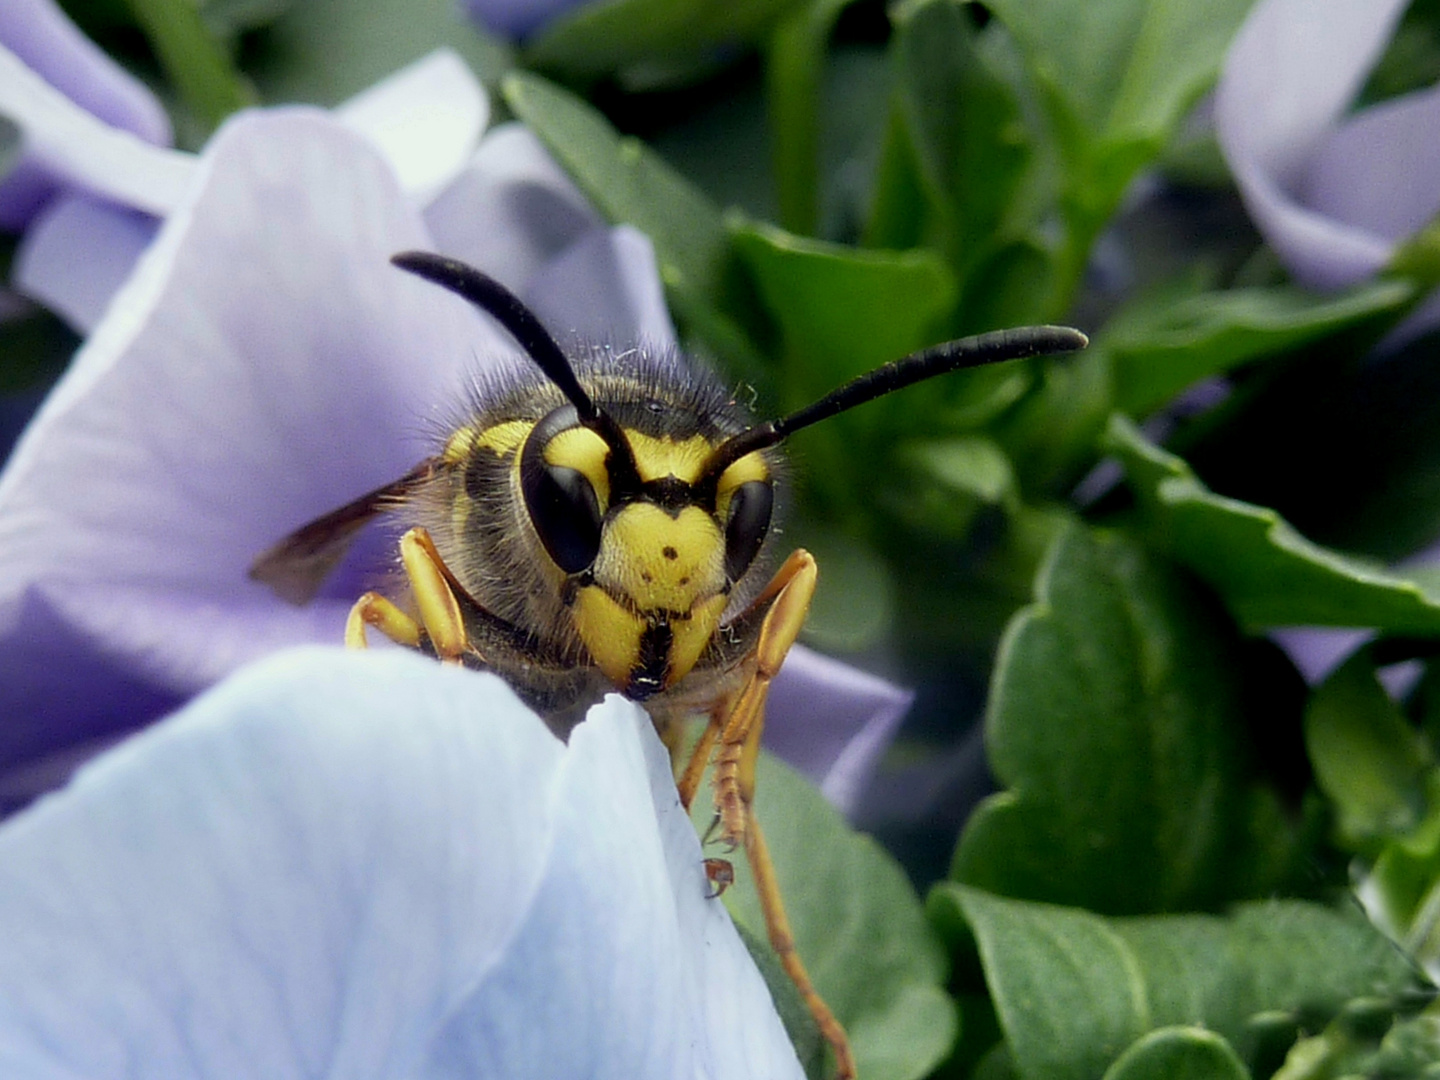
[[703, 324, 1088, 477], [392, 251, 601, 422]]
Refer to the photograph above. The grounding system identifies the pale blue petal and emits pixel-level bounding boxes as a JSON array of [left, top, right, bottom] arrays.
[[461, 0, 589, 39], [418, 695, 804, 1080], [0, 0, 170, 227], [335, 49, 489, 205], [0, 648, 566, 1078]]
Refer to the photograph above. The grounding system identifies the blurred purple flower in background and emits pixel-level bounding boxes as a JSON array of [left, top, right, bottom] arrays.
[[461, 0, 591, 40], [0, 45, 910, 814], [0, 646, 804, 1078], [0, 0, 173, 231], [1217, 0, 1440, 291]]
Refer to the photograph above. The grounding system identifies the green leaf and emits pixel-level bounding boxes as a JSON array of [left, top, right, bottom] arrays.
[[951, 520, 1302, 913], [124, 0, 256, 134], [987, 344, 1112, 499], [248, 0, 509, 108], [501, 73, 763, 374], [696, 751, 958, 1080], [525, 0, 805, 78], [729, 216, 956, 386], [982, 0, 1253, 303], [886, 0, 1041, 318], [1102, 1027, 1250, 1080], [1305, 651, 1432, 851], [886, 435, 1017, 538], [1106, 414, 1440, 633], [764, 0, 856, 236], [791, 524, 897, 653], [929, 886, 1416, 1080], [1106, 280, 1416, 417]]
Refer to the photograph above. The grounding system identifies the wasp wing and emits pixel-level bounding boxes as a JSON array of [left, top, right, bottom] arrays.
[[249, 459, 444, 606]]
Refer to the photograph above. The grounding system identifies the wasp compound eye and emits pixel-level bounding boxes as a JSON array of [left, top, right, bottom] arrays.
[[521, 405, 607, 574], [524, 462, 603, 573], [723, 480, 773, 581]]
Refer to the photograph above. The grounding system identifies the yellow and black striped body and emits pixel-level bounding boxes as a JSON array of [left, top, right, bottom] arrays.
[[409, 345, 782, 728]]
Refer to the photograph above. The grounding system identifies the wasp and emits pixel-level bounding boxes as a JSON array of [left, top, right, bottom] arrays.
[[251, 250, 1086, 1078]]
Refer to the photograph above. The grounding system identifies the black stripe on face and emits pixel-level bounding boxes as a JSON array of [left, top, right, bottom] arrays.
[[627, 622, 673, 700]]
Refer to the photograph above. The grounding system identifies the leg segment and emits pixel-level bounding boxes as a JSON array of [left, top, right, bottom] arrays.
[[705, 550, 856, 1078], [713, 549, 817, 850], [343, 527, 469, 662]]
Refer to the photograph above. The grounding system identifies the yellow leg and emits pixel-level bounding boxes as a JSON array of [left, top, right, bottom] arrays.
[[713, 549, 816, 850], [704, 550, 855, 1079], [747, 814, 856, 1080], [677, 705, 723, 810], [345, 592, 422, 649], [343, 527, 469, 663]]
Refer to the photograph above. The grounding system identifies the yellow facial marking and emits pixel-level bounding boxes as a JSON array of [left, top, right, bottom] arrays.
[[715, 450, 770, 518], [668, 593, 729, 683], [572, 586, 644, 688], [625, 431, 716, 483], [444, 420, 532, 463], [544, 426, 611, 507], [593, 503, 724, 613]]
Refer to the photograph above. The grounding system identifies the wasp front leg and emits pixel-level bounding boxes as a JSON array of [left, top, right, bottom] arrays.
[[705, 550, 857, 1080], [344, 527, 469, 663]]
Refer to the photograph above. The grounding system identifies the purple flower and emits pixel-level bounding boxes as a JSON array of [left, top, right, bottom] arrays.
[[0, 0, 172, 231], [1216, 0, 1440, 291], [0, 645, 805, 1078], [461, 0, 592, 40], [0, 80, 909, 812]]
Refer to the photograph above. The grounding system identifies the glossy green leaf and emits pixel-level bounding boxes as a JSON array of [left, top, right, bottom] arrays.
[[696, 751, 958, 1080], [1106, 415, 1440, 633], [951, 521, 1302, 914], [1102, 1027, 1250, 1080], [929, 886, 1415, 1080], [248, 0, 509, 106], [1107, 280, 1416, 417], [525, 0, 805, 78], [1305, 651, 1432, 850]]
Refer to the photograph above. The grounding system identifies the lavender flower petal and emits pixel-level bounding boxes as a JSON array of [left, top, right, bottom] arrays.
[[0, 42, 194, 219], [334, 48, 489, 204], [0, 110, 507, 701], [523, 223, 679, 348], [1216, 0, 1413, 288], [0, 0, 170, 228], [765, 644, 914, 815], [12, 191, 158, 332], [1302, 83, 1440, 245], [424, 122, 601, 294]]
